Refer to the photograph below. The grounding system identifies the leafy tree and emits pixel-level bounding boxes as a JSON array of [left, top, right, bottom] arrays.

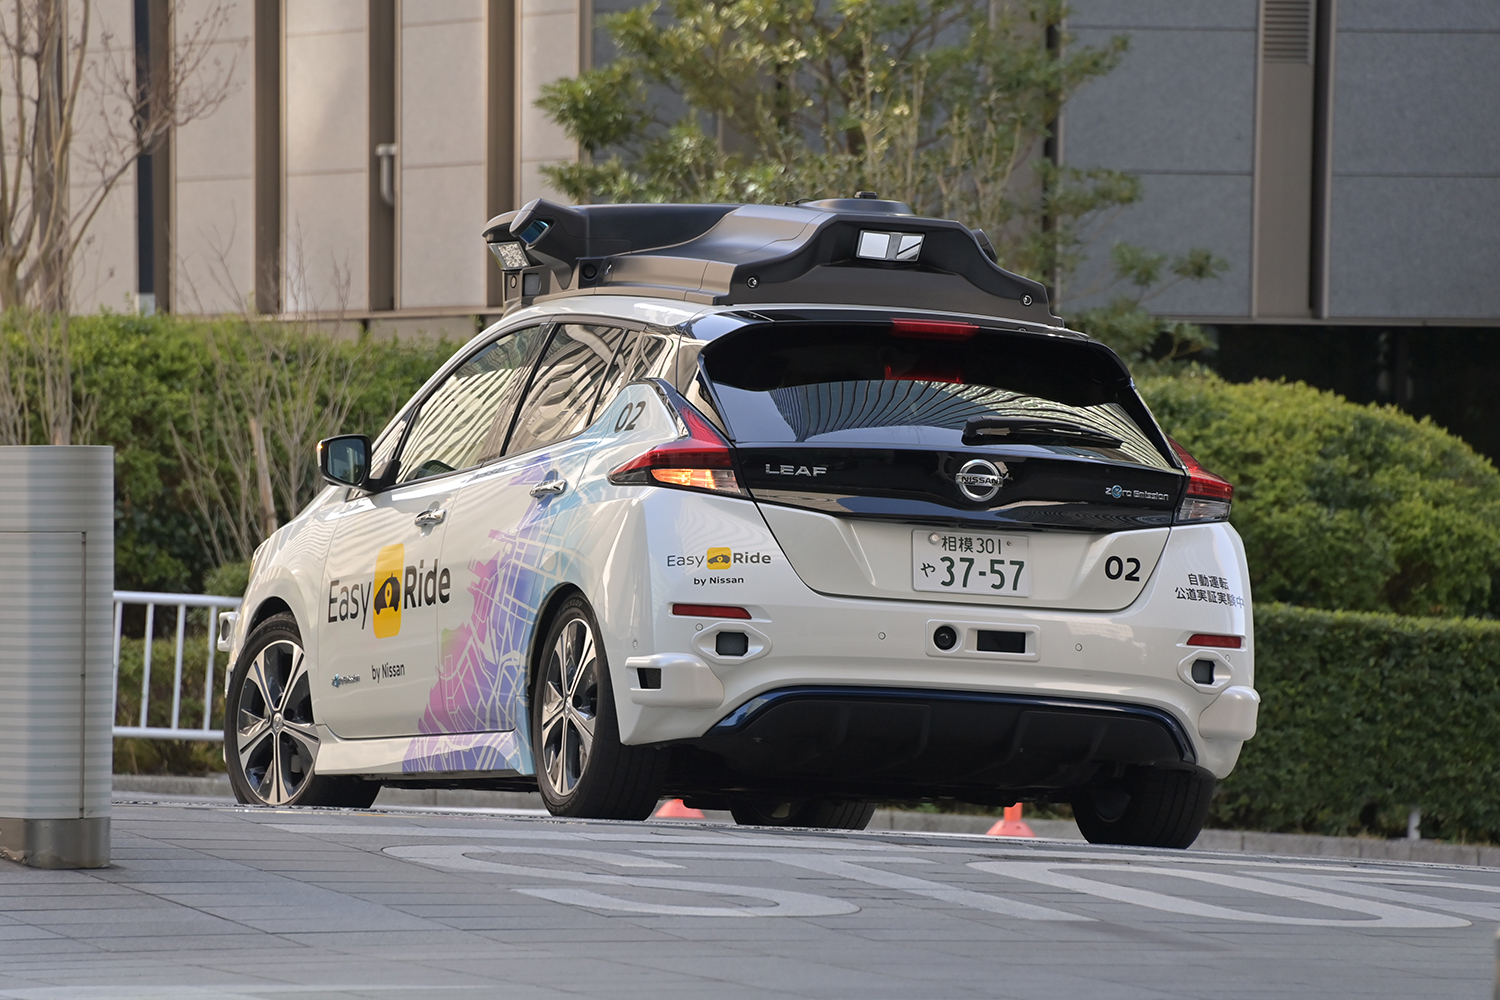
[[538, 0, 1224, 365]]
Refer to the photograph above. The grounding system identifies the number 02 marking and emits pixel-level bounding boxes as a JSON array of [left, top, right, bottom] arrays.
[[614, 401, 646, 433], [1105, 556, 1141, 582]]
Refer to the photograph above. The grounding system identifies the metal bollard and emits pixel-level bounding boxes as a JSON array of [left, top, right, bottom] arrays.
[[0, 446, 114, 868], [1493, 927, 1499, 1000]]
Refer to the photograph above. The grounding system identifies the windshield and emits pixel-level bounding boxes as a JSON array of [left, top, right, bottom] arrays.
[[700, 322, 1172, 469]]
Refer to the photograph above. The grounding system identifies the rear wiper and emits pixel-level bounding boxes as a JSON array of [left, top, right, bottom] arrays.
[[962, 416, 1123, 449]]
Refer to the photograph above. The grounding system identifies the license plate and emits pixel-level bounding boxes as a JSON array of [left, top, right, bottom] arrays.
[[912, 529, 1030, 597]]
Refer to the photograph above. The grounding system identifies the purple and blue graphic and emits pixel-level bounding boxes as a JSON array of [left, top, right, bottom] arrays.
[[401, 462, 582, 775]]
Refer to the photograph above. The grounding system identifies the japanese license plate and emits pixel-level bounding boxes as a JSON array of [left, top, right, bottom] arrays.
[[912, 529, 1030, 597]]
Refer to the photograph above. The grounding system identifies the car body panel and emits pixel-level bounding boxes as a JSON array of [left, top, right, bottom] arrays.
[[225, 297, 1257, 798], [759, 505, 1171, 611]]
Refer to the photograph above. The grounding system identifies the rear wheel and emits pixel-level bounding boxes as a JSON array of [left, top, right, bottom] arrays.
[[1071, 766, 1214, 849], [531, 596, 665, 820], [225, 614, 379, 808], [729, 797, 877, 830]]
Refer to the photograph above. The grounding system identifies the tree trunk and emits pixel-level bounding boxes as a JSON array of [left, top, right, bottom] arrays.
[[249, 415, 278, 538]]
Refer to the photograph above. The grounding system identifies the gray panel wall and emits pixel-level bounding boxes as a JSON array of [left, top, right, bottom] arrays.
[[1327, 2, 1500, 319], [1059, 1, 1260, 317]]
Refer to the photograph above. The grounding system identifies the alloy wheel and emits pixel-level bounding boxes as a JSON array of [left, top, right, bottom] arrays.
[[235, 638, 320, 804], [539, 615, 599, 797]]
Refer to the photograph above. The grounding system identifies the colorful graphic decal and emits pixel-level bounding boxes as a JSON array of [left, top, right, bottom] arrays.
[[402, 731, 526, 774], [401, 464, 583, 776]]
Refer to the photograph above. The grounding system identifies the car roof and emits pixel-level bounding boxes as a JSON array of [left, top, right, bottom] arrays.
[[481, 296, 1086, 346]]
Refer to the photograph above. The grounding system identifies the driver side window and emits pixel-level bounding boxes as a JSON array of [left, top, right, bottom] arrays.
[[398, 325, 546, 483]]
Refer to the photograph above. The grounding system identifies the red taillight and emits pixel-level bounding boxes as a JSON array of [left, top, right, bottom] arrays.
[[1187, 633, 1242, 649], [884, 362, 964, 384], [1169, 439, 1233, 501], [608, 398, 746, 495], [672, 603, 751, 619], [890, 318, 978, 340]]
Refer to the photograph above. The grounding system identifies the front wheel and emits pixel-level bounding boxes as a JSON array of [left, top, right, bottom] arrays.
[[225, 613, 379, 808], [1071, 766, 1214, 849], [729, 797, 877, 830], [531, 596, 665, 820]]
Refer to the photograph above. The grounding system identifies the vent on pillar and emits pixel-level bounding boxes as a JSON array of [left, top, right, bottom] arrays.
[[1262, 0, 1312, 64]]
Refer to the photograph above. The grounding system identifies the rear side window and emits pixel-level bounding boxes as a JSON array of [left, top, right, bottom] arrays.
[[701, 322, 1171, 468], [506, 323, 629, 455], [592, 330, 676, 414], [398, 325, 546, 482]]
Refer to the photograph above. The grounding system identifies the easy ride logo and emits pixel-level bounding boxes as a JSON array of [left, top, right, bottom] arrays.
[[372, 544, 404, 638], [327, 542, 452, 637]]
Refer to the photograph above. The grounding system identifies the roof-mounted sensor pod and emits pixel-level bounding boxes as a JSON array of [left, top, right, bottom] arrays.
[[857, 231, 924, 262], [479, 198, 1052, 320]]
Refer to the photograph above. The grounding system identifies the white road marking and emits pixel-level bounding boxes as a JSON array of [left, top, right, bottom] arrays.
[[383, 844, 859, 918], [970, 862, 1470, 928], [269, 821, 906, 851], [1251, 870, 1500, 922], [643, 850, 1091, 922]]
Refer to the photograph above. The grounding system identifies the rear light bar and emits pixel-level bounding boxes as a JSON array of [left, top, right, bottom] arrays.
[[1169, 439, 1233, 523], [890, 318, 978, 340], [608, 392, 747, 496], [1187, 633, 1242, 649], [672, 603, 751, 619], [884, 362, 963, 384]]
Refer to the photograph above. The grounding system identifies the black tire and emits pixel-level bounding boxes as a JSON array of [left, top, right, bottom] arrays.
[[225, 613, 379, 808], [729, 797, 877, 831], [1071, 766, 1214, 849], [531, 596, 666, 820]]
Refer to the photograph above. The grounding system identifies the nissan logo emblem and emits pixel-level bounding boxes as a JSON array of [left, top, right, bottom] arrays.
[[954, 458, 1008, 503]]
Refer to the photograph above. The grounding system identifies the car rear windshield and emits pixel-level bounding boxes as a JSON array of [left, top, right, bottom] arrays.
[[700, 321, 1172, 469]]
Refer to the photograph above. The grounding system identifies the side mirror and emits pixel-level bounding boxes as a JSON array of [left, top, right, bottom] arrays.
[[318, 435, 371, 488]]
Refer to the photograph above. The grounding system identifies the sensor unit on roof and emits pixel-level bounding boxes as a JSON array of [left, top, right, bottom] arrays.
[[490, 241, 529, 269], [858, 230, 924, 262]]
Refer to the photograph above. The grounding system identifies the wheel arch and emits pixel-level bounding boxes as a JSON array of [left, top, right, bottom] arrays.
[[526, 583, 587, 698], [247, 596, 295, 634]]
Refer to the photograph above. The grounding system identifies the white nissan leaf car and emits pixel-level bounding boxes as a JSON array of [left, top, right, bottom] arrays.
[[220, 196, 1259, 847]]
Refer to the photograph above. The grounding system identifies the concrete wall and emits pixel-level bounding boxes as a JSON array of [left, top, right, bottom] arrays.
[[71, 0, 138, 315], [1061, 0, 1500, 324], [1326, 1, 1500, 320], [1058, 1, 1260, 318], [518, 0, 580, 203], [173, 0, 254, 314], [398, 1, 488, 309], [284, 0, 370, 313]]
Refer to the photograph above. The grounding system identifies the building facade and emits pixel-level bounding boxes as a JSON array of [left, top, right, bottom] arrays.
[[79, 1, 1500, 449], [1060, 0, 1500, 325], [79, 0, 598, 335]]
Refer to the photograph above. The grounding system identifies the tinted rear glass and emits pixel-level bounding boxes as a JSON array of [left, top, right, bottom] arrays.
[[701, 323, 1171, 469]]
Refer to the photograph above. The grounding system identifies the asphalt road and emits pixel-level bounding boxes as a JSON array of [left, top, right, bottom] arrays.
[[1, 799, 1496, 999]]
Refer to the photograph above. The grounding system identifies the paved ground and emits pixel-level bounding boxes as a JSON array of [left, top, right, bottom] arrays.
[[1, 799, 1497, 999]]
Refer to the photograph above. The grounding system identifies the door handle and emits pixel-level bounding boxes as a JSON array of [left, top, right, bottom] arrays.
[[530, 478, 568, 497], [413, 507, 447, 528]]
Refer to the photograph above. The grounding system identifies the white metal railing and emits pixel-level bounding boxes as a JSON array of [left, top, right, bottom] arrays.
[[112, 591, 242, 742]]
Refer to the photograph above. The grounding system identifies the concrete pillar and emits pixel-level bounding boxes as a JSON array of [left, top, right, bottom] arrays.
[[0, 447, 114, 868]]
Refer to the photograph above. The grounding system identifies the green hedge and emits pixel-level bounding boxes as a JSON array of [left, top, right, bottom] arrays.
[[1214, 603, 1500, 841], [1140, 374, 1500, 618], [2, 312, 456, 593]]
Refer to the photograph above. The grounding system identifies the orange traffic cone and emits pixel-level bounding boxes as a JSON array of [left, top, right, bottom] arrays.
[[653, 798, 705, 819], [985, 803, 1035, 837]]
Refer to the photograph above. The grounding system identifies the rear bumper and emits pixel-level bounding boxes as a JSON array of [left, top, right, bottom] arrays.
[[671, 686, 1198, 803]]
